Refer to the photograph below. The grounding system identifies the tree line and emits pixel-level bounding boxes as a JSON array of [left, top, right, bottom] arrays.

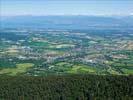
[[0, 74, 132, 100]]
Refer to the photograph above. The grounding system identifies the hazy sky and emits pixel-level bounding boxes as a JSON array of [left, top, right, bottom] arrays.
[[1, 0, 133, 16]]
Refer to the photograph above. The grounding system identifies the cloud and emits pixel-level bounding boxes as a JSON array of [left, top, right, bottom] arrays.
[[129, 13, 133, 15]]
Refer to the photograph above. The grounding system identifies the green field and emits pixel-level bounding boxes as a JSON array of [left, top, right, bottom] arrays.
[[49, 62, 97, 74], [28, 41, 49, 47], [121, 68, 133, 75], [67, 65, 96, 74], [0, 63, 34, 76]]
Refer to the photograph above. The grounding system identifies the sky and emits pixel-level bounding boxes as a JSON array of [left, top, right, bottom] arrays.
[[0, 0, 133, 16]]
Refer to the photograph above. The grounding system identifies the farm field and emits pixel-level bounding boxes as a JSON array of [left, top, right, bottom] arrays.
[[0, 63, 34, 76]]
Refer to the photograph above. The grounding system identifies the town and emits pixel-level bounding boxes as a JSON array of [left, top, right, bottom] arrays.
[[0, 28, 133, 76]]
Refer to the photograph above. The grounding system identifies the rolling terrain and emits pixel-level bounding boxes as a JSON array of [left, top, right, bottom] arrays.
[[0, 15, 133, 99], [0, 28, 133, 76]]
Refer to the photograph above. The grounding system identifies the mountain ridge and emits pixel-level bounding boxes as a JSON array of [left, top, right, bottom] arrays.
[[1, 15, 133, 29]]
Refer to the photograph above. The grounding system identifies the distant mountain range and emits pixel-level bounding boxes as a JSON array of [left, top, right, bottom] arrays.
[[1, 15, 133, 29]]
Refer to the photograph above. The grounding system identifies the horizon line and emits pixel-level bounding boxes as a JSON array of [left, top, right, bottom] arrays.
[[1, 14, 133, 17]]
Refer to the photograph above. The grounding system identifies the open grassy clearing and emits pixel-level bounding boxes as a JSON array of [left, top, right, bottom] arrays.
[[28, 41, 50, 47], [0, 63, 34, 76], [121, 68, 133, 75], [50, 62, 72, 72], [67, 65, 96, 74], [107, 67, 120, 75], [49, 62, 97, 74]]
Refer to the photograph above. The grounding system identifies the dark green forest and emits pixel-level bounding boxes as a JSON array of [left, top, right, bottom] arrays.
[[0, 75, 133, 100]]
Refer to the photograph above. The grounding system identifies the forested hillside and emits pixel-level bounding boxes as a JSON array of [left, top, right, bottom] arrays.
[[0, 75, 132, 100]]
